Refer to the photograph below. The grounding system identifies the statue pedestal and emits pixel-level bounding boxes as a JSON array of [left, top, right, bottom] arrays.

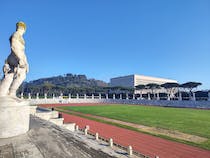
[[0, 97, 30, 138]]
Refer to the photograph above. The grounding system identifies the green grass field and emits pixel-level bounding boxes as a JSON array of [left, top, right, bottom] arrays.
[[59, 104, 210, 149]]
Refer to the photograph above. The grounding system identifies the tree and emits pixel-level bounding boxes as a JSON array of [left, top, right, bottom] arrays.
[[108, 86, 134, 94], [135, 84, 146, 98], [161, 82, 180, 99], [181, 82, 202, 92], [135, 84, 145, 90], [146, 83, 160, 93], [42, 82, 55, 94], [180, 82, 202, 99], [145, 83, 160, 99]]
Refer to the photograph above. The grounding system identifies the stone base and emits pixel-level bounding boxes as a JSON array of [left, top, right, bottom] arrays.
[[0, 96, 30, 138]]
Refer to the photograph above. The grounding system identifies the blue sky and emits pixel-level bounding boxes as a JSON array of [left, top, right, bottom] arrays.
[[0, 0, 209, 89]]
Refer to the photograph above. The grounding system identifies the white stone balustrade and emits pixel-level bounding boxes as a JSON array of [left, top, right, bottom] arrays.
[[106, 94, 108, 99], [21, 92, 24, 99], [36, 93, 39, 99], [192, 92, 196, 101], [44, 93, 47, 99], [60, 93, 63, 99], [28, 93, 31, 99], [128, 146, 133, 156], [85, 125, 90, 130], [24, 92, 210, 109], [148, 93, 151, 100], [95, 132, 99, 140], [75, 125, 79, 131], [109, 138, 113, 147], [84, 128, 88, 135], [179, 92, 182, 101], [140, 93, 142, 99], [25, 92, 209, 102], [167, 93, 170, 100], [157, 93, 160, 100]]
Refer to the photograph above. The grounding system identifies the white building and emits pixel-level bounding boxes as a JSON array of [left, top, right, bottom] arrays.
[[110, 74, 178, 94]]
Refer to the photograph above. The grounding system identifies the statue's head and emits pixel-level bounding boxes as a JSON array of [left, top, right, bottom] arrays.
[[16, 21, 26, 33]]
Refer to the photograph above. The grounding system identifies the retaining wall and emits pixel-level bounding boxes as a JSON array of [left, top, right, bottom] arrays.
[[30, 98, 210, 109]]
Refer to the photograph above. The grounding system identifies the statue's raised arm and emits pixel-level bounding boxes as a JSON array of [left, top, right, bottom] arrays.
[[0, 21, 29, 97]]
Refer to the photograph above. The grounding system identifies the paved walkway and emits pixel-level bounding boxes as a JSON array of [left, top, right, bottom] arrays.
[[61, 112, 210, 158], [1, 116, 117, 158]]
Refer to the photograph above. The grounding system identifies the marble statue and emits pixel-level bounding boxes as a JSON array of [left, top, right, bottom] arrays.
[[0, 22, 30, 138], [0, 21, 29, 97]]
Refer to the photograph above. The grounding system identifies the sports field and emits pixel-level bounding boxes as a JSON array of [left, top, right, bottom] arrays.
[[58, 104, 210, 149]]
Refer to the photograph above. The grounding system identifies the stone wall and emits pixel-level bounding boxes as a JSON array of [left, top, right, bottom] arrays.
[[29, 98, 210, 109]]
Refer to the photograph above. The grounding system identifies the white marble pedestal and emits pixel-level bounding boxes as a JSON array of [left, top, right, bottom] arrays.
[[0, 97, 30, 138]]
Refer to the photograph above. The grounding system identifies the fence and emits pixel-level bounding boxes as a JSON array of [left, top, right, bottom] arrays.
[[77, 125, 151, 158]]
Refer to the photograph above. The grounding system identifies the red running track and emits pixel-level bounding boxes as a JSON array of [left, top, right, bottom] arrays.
[[60, 112, 210, 158]]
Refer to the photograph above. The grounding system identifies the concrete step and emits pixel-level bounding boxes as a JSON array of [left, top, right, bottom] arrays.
[[49, 118, 64, 126], [35, 111, 59, 120], [34, 110, 77, 132], [30, 106, 37, 115], [62, 123, 76, 132], [50, 111, 59, 118], [35, 112, 52, 120]]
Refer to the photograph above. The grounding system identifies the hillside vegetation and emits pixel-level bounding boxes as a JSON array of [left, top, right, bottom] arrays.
[[19, 73, 108, 95]]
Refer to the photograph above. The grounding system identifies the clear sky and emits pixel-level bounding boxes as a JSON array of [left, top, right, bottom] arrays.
[[0, 0, 209, 89]]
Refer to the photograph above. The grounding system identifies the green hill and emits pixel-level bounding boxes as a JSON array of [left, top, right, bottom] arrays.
[[19, 73, 108, 95]]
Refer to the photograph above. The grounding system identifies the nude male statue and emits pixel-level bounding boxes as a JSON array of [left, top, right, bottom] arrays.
[[0, 21, 29, 97]]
